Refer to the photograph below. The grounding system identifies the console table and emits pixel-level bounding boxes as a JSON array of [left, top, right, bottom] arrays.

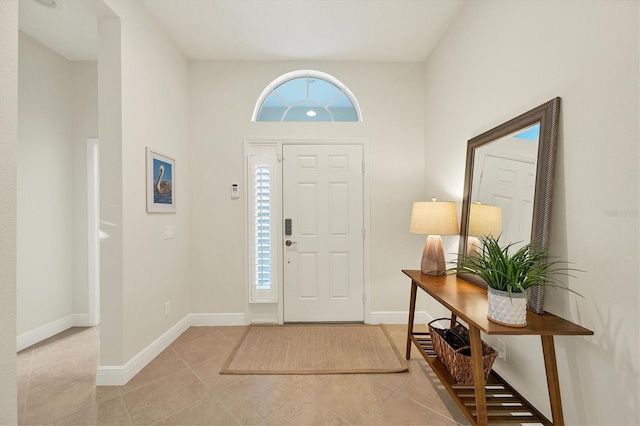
[[403, 270, 593, 426]]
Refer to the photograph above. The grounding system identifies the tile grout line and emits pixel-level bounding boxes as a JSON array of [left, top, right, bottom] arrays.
[[216, 329, 242, 346], [111, 343, 133, 425], [357, 334, 424, 423], [210, 375, 249, 426], [122, 351, 210, 425], [118, 345, 202, 426], [19, 346, 34, 424], [21, 327, 105, 425], [169, 345, 217, 399], [259, 390, 353, 426], [397, 331, 469, 424], [400, 363, 469, 425], [278, 375, 356, 425], [118, 391, 135, 426], [362, 337, 465, 425], [117, 349, 193, 397], [159, 345, 243, 425], [118, 330, 237, 396], [361, 372, 412, 423]]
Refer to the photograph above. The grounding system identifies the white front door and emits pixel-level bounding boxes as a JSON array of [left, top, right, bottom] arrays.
[[283, 144, 364, 322]]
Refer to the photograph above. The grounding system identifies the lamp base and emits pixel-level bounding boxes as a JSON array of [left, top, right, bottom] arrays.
[[421, 235, 446, 276], [466, 236, 482, 257]]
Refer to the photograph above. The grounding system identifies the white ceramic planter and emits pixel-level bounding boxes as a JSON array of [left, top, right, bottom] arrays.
[[487, 287, 527, 327]]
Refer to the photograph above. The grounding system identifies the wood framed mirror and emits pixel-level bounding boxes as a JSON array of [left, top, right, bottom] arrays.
[[457, 97, 561, 314]]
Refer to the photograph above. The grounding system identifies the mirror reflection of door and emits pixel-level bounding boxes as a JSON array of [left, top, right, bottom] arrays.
[[475, 155, 535, 251], [469, 123, 540, 251], [282, 144, 364, 322]]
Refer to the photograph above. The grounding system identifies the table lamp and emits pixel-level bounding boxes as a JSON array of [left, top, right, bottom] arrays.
[[409, 198, 459, 276], [467, 202, 502, 255]]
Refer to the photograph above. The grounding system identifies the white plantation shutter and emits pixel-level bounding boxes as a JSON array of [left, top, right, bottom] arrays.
[[254, 165, 271, 290], [249, 153, 277, 303]]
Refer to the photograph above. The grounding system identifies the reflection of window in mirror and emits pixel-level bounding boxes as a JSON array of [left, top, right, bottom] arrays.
[[470, 123, 540, 252]]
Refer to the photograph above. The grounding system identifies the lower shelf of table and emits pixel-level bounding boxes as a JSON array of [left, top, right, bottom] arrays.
[[411, 332, 552, 426]]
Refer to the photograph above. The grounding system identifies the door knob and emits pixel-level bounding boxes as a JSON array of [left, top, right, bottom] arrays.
[[285, 240, 297, 246]]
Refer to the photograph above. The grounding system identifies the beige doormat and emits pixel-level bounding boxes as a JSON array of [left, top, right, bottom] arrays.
[[220, 324, 408, 375]]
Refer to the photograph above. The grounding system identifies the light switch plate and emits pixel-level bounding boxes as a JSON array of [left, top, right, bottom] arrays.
[[164, 225, 175, 239]]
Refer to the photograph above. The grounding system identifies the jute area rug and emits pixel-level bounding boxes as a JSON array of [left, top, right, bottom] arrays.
[[220, 324, 408, 375]]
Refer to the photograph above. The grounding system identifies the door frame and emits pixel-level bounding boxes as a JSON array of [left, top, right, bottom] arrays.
[[87, 137, 100, 326], [244, 138, 371, 325]]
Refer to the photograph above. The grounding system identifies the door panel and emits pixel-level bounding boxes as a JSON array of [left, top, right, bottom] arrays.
[[476, 155, 536, 250], [283, 144, 364, 322]]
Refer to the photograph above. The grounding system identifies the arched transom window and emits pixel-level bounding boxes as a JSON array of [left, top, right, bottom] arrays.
[[253, 70, 362, 122]]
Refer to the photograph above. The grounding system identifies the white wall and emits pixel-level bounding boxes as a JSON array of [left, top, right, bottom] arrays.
[[16, 33, 98, 342], [0, 0, 18, 422], [188, 61, 427, 321], [17, 32, 74, 335], [101, 0, 190, 364], [423, 1, 639, 424]]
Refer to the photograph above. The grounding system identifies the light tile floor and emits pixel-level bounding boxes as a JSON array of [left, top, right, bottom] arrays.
[[17, 324, 470, 425]]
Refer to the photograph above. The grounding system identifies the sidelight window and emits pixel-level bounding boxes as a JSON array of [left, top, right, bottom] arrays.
[[249, 152, 277, 303]]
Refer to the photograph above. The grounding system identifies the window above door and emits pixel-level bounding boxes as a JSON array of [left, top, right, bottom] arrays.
[[252, 70, 362, 122]]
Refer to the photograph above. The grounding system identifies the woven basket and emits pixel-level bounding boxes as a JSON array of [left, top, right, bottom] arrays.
[[428, 318, 498, 385]]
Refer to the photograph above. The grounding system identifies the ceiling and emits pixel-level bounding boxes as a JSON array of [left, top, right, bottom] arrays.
[[19, 0, 99, 61], [18, 0, 466, 62]]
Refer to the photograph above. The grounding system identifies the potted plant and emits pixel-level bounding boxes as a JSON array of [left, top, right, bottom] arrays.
[[452, 235, 581, 327]]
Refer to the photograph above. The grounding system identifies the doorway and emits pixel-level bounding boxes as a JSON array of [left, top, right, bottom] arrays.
[[245, 140, 370, 324], [87, 138, 100, 326]]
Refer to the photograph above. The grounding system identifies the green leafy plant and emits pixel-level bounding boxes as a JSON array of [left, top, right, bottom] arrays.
[[452, 235, 582, 297]]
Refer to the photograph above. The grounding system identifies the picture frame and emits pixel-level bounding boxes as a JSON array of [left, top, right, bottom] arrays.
[[146, 147, 176, 213]]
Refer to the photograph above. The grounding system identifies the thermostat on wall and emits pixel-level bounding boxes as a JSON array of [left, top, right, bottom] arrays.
[[231, 183, 240, 199]]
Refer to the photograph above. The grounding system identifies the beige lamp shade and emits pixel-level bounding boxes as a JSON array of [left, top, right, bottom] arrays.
[[468, 203, 502, 237], [410, 201, 459, 236]]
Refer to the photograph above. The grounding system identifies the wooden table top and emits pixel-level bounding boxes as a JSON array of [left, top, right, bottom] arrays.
[[403, 270, 593, 336]]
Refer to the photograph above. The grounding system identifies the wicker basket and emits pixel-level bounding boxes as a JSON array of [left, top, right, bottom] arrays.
[[428, 318, 498, 385]]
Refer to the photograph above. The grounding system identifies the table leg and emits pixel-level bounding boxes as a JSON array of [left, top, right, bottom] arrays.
[[450, 313, 458, 328], [406, 280, 417, 360], [541, 335, 564, 426], [469, 325, 488, 426]]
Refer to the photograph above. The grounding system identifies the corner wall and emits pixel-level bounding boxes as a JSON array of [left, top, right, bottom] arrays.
[[101, 0, 191, 365], [0, 0, 18, 422], [423, 1, 639, 424]]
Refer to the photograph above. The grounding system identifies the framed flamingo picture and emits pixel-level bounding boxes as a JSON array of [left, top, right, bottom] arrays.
[[146, 147, 176, 213]]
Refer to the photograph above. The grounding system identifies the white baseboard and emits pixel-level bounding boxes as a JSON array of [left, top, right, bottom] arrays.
[[189, 313, 246, 327], [16, 313, 99, 351], [250, 319, 278, 324], [96, 312, 245, 386], [17, 315, 74, 351], [72, 313, 93, 327], [370, 311, 430, 325], [96, 315, 192, 386]]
